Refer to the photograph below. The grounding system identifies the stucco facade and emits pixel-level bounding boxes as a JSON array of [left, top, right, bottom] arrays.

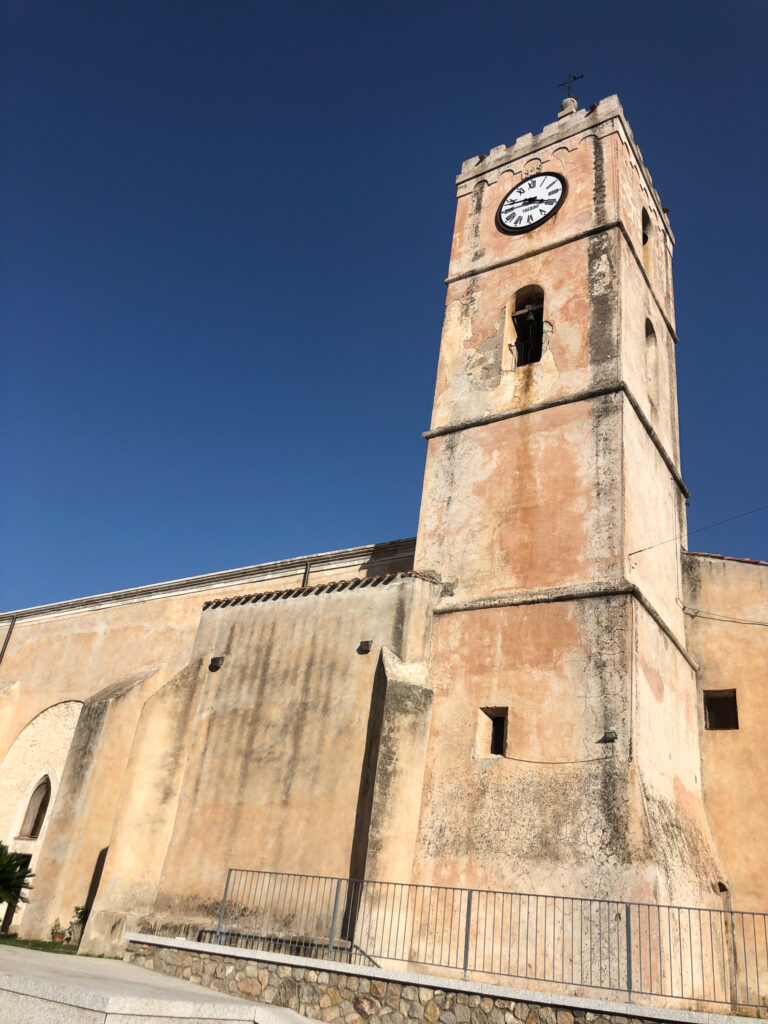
[[0, 97, 765, 979]]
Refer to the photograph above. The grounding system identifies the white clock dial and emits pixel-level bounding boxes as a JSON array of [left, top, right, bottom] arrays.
[[496, 173, 566, 233]]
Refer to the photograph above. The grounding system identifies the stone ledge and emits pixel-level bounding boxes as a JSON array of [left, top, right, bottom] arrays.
[[126, 934, 752, 1024]]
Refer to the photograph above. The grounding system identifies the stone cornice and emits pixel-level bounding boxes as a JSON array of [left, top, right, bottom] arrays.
[[423, 382, 689, 499], [0, 537, 417, 623], [434, 579, 695, 669]]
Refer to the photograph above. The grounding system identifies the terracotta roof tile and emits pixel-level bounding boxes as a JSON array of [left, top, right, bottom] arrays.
[[202, 570, 437, 611]]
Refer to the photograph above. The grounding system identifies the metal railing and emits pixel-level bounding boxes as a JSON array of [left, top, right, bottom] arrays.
[[214, 869, 768, 1011]]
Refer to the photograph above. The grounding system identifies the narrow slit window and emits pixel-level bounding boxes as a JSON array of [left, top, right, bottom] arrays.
[[641, 208, 653, 278], [511, 285, 544, 367], [18, 775, 51, 839], [645, 318, 659, 411], [704, 690, 739, 731], [642, 208, 651, 247], [481, 707, 508, 755]]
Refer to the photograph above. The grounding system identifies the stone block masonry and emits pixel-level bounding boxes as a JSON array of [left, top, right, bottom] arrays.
[[124, 936, 752, 1024]]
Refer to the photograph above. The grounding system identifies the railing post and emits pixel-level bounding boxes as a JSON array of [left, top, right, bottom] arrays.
[[216, 868, 233, 944], [463, 890, 473, 979], [625, 902, 633, 994], [328, 877, 343, 953]]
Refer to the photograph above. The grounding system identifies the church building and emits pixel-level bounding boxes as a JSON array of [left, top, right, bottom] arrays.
[[1, 95, 765, 965]]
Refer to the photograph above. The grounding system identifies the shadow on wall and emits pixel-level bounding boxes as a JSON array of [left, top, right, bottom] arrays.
[[360, 541, 416, 578], [82, 847, 108, 927], [344, 653, 388, 939]]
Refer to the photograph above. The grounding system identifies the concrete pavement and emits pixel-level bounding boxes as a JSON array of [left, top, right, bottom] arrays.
[[0, 942, 307, 1023]]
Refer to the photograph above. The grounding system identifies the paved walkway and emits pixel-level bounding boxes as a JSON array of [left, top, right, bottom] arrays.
[[0, 943, 306, 1023]]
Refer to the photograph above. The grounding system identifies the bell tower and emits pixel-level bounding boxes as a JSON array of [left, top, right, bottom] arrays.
[[412, 96, 725, 906]]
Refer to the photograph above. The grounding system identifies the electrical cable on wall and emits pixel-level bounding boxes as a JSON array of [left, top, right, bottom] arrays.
[[628, 502, 768, 558], [502, 752, 614, 766]]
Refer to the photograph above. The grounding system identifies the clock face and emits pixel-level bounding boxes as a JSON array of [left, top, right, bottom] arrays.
[[496, 173, 566, 234]]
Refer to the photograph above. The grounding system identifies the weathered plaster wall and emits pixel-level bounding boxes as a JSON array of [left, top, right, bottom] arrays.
[[0, 700, 82, 928], [0, 585, 250, 768], [683, 553, 768, 909], [431, 230, 620, 432], [613, 132, 675, 325], [413, 598, 637, 898], [630, 603, 726, 907], [16, 664, 167, 940], [411, 596, 723, 910], [617, 246, 679, 464], [159, 577, 435, 922], [0, 540, 416, 943], [622, 401, 686, 640], [0, 541, 416, 773], [416, 396, 623, 602], [78, 657, 212, 954], [79, 575, 437, 952], [0, 701, 82, 845], [360, 648, 434, 884]]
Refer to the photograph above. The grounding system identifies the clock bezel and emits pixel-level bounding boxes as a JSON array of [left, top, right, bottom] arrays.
[[495, 172, 568, 235]]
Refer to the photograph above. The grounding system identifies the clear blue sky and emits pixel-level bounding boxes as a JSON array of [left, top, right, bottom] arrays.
[[2, 0, 766, 610]]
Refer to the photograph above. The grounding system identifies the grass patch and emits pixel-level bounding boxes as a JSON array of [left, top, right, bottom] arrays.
[[0, 934, 78, 955]]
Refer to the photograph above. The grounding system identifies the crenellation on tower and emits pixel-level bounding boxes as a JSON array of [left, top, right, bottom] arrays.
[[456, 95, 673, 248]]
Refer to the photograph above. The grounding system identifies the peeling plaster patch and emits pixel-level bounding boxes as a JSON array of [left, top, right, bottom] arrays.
[[466, 322, 503, 389], [469, 180, 486, 259], [644, 662, 665, 702], [550, 144, 574, 171], [638, 774, 725, 907], [587, 233, 618, 373], [0, 678, 20, 699], [586, 395, 621, 578]]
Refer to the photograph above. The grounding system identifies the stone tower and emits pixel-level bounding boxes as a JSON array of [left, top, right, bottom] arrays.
[[412, 96, 726, 906]]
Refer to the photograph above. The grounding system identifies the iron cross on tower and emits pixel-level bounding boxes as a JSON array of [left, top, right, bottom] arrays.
[[557, 72, 583, 98]]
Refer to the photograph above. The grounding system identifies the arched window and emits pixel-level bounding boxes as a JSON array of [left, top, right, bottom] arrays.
[[641, 208, 653, 279], [18, 776, 51, 839], [645, 319, 659, 413], [511, 285, 544, 367]]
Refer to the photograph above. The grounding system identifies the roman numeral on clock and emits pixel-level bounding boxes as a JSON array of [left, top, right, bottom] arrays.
[[496, 174, 566, 233]]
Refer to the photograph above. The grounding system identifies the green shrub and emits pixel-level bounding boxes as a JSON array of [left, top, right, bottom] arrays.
[[0, 843, 34, 906]]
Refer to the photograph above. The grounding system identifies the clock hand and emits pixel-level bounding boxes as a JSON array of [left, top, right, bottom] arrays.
[[504, 196, 542, 208], [507, 197, 548, 211]]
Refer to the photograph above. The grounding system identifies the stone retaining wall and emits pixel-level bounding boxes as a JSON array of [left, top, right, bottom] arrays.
[[124, 940, 682, 1024]]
